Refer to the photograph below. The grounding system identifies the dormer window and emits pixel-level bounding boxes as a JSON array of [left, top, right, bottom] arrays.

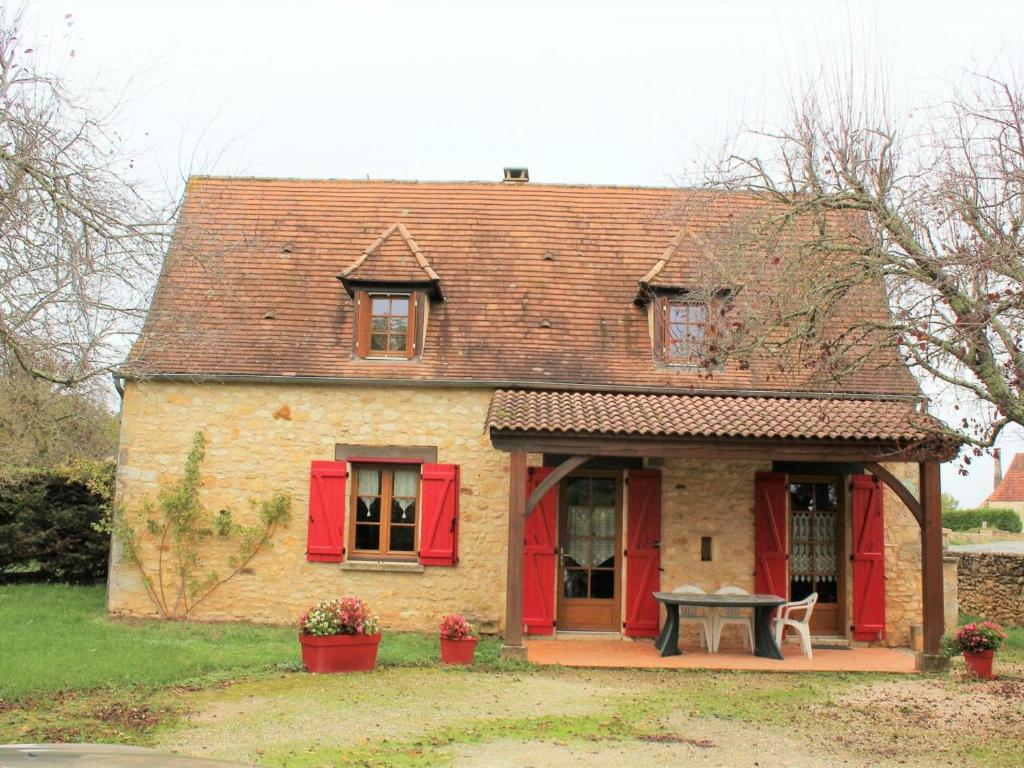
[[652, 293, 725, 368], [355, 291, 421, 359], [665, 300, 707, 362]]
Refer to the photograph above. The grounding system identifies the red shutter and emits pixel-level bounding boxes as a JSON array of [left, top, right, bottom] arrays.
[[307, 461, 347, 562], [419, 463, 459, 566], [852, 474, 886, 641], [624, 469, 662, 637], [523, 467, 557, 635], [754, 472, 788, 598]]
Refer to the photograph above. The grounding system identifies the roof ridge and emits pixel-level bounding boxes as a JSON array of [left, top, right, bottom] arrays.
[[186, 174, 743, 194]]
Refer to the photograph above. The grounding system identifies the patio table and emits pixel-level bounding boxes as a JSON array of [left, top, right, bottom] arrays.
[[653, 592, 787, 660]]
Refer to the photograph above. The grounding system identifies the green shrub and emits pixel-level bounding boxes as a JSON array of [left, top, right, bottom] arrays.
[[0, 462, 114, 583], [941, 507, 1022, 533]]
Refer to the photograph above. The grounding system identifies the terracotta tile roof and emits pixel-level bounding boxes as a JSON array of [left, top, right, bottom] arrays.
[[987, 454, 1024, 503], [130, 176, 919, 397], [487, 389, 935, 442]]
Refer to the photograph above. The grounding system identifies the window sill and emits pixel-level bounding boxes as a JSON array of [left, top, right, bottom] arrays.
[[339, 560, 425, 574]]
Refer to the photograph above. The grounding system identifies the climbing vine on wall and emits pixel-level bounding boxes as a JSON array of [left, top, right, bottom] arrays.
[[104, 431, 292, 618]]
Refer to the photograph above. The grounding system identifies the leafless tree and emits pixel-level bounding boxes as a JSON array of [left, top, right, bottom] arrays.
[[0, 3, 168, 390], [695, 66, 1024, 450]]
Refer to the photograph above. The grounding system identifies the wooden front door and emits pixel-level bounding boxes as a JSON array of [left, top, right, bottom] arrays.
[[556, 473, 623, 631], [788, 478, 846, 636]]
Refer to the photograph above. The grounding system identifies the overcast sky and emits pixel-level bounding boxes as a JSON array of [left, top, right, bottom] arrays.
[[24, 0, 1024, 504]]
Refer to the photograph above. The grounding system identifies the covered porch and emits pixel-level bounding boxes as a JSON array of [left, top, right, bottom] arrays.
[[525, 638, 918, 673], [488, 389, 959, 670]]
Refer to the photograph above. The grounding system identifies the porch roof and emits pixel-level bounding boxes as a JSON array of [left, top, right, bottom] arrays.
[[487, 389, 958, 462], [487, 389, 938, 441]]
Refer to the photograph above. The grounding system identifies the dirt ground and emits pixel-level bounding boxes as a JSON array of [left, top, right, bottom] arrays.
[[151, 663, 1024, 768]]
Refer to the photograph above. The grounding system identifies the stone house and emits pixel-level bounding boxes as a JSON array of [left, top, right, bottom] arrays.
[[107, 174, 956, 664], [983, 452, 1024, 515]]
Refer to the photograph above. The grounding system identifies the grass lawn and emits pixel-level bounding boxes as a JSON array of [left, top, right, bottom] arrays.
[[1, 585, 1022, 767], [0, 584, 509, 702]]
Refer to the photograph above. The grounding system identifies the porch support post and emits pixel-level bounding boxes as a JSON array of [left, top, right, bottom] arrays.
[[917, 460, 947, 671], [502, 450, 527, 658]]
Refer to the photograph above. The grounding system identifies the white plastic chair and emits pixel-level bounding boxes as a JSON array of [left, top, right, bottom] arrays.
[[771, 593, 819, 658], [711, 585, 754, 653], [670, 584, 713, 650]]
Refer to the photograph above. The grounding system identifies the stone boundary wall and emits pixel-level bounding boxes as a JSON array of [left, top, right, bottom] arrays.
[[955, 553, 1024, 627]]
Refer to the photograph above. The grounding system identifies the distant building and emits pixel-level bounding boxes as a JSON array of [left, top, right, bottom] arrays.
[[984, 450, 1024, 513]]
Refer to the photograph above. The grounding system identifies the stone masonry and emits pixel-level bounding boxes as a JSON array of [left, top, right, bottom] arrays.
[[108, 380, 927, 645], [955, 553, 1024, 627]]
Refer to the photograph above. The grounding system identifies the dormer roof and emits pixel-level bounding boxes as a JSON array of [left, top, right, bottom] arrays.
[[338, 222, 444, 299], [986, 453, 1024, 503]]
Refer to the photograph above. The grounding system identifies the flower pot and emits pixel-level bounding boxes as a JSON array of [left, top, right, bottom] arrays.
[[299, 633, 381, 673], [963, 649, 995, 679], [440, 636, 478, 665]]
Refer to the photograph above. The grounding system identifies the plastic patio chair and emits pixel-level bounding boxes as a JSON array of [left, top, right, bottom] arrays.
[[670, 584, 713, 650], [711, 585, 754, 653], [771, 592, 819, 658]]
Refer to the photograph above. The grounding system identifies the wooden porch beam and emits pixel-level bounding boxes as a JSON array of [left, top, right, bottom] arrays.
[[491, 433, 951, 464], [503, 451, 527, 652], [919, 461, 945, 661], [864, 462, 924, 528], [525, 455, 589, 520]]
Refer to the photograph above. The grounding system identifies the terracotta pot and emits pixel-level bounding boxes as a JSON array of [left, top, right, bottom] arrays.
[[440, 636, 478, 665], [299, 632, 381, 673], [963, 649, 995, 679]]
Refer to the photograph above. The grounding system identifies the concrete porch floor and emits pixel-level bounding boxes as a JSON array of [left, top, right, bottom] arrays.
[[525, 638, 918, 673]]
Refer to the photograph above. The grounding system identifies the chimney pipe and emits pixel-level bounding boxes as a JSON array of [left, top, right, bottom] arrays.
[[993, 447, 1003, 490]]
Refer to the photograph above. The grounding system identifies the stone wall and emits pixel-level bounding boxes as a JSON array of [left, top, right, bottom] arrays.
[[108, 381, 511, 631], [109, 380, 927, 646], [955, 553, 1024, 627]]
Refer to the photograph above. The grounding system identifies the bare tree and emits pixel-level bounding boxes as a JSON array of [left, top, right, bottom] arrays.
[[0, 3, 168, 389], [696, 66, 1024, 449]]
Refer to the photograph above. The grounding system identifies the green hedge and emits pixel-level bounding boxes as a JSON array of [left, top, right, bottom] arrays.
[[942, 507, 1022, 533], [0, 463, 114, 584]]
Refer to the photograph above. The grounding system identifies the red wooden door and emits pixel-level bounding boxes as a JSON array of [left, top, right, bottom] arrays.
[[851, 474, 886, 641], [754, 472, 788, 598], [523, 467, 557, 635], [624, 469, 661, 637]]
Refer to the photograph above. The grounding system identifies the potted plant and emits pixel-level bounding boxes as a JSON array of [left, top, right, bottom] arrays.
[[298, 596, 381, 673], [439, 613, 478, 665], [944, 620, 1007, 679]]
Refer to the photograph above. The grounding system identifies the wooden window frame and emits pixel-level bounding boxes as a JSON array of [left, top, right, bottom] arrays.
[[354, 290, 422, 360], [349, 463, 421, 561], [653, 292, 727, 368]]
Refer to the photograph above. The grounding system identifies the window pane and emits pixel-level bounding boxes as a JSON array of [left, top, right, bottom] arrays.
[[669, 304, 688, 323], [592, 478, 615, 507], [393, 470, 417, 497], [390, 525, 415, 552], [371, 297, 390, 314], [391, 298, 409, 315], [370, 333, 388, 351], [358, 470, 381, 496], [371, 316, 389, 332], [355, 524, 380, 550], [563, 569, 588, 598], [391, 497, 416, 523], [592, 506, 615, 538], [389, 334, 407, 351], [565, 478, 589, 506], [815, 483, 838, 511], [357, 496, 381, 522], [592, 538, 615, 568], [390, 317, 408, 333], [591, 569, 614, 599], [789, 483, 814, 511]]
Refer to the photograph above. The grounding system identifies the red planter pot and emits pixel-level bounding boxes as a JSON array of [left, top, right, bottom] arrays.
[[440, 637, 478, 665], [963, 649, 995, 679], [299, 633, 381, 673]]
